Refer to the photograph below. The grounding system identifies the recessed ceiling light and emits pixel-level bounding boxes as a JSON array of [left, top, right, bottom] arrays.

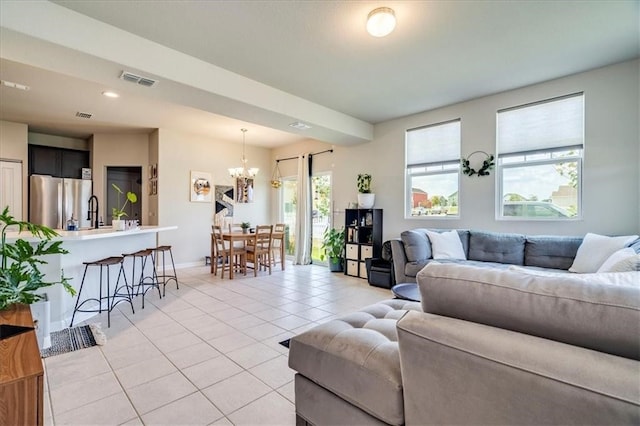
[[289, 121, 312, 130], [102, 91, 119, 98], [1, 80, 30, 91]]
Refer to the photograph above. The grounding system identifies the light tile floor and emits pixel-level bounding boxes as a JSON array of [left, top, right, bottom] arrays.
[[44, 262, 392, 425]]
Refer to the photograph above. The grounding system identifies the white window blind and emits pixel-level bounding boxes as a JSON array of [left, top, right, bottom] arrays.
[[497, 93, 584, 156], [407, 119, 461, 167]]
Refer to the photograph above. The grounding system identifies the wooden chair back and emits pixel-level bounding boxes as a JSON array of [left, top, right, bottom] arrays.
[[253, 225, 273, 251], [229, 223, 244, 233]]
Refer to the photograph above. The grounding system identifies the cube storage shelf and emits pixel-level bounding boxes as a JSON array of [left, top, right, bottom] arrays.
[[344, 209, 383, 279]]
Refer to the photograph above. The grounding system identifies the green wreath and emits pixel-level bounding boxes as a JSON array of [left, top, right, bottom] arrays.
[[461, 151, 495, 177]]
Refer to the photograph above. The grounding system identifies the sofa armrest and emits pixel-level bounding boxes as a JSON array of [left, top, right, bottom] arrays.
[[397, 311, 640, 425], [390, 239, 410, 284]]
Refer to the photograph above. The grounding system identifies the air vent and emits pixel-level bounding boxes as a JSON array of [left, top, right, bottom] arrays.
[[75, 112, 93, 119], [120, 71, 158, 87]]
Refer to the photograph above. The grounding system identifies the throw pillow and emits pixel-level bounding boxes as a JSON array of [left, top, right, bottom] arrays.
[[597, 247, 636, 272], [425, 230, 466, 260], [569, 233, 638, 273], [609, 255, 640, 272]]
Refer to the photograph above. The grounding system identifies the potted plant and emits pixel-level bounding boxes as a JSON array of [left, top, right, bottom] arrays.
[[240, 222, 251, 234], [357, 173, 375, 208], [320, 227, 345, 272], [111, 183, 138, 231], [0, 206, 76, 340]]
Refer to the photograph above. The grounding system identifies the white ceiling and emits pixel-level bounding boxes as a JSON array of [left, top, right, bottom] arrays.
[[0, 0, 638, 147]]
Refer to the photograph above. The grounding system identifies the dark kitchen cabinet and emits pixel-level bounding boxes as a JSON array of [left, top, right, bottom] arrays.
[[29, 145, 90, 179]]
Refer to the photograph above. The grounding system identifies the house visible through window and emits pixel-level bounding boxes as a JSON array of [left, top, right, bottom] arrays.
[[497, 93, 583, 220], [406, 119, 460, 217]]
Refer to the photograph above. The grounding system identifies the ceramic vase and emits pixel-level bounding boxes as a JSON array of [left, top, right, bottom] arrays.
[[357, 193, 375, 209], [112, 219, 126, 231]]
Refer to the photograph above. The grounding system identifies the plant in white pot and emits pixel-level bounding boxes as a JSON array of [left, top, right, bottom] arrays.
[[357, 173, 375, 208], [111, 183, 138, 231]]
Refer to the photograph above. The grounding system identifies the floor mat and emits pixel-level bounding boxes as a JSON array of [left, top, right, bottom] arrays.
[[40, 324, 105, 358]]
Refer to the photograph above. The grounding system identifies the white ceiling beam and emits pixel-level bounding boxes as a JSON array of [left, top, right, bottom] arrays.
[[0, 0, 372, 145]]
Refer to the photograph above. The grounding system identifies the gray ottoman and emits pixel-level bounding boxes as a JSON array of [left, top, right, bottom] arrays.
[[288, 299, 422, 425]]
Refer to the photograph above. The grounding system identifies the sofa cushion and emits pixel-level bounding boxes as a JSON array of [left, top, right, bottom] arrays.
[[609, 255, 640, 272], [426, 230, 466, 260], [288, 300, 421, 425], [417, 263, 640, 360], [401, 229, 430, 262], [468, 231, 525, 265], [524, 235, 582, 270], [597, 248, 637, 272], [569, 233, 639, 273], [405, 260, 430, 278]]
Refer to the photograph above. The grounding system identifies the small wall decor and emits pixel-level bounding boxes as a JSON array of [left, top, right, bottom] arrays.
[[236, 178, 254, 203], [461, 151, 495, 177], [190, 171, 212, 202], [215, 185, 234, 217]]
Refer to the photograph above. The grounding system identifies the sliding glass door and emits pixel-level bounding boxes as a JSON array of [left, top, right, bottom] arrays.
[[311, 173, 331, 264], [281, 177, 297, 257], [279, 172, 332, 264]]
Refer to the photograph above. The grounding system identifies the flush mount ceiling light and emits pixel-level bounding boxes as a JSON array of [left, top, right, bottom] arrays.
[[366, 7, 396, 37], [102, 91, 119, 98], [289, 121, 312, 130], [1, 80, 30, 91], [228, 128, 259, 180]]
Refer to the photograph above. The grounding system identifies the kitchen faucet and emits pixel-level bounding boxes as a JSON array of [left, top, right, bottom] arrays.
[[87, 195, 99, 229]]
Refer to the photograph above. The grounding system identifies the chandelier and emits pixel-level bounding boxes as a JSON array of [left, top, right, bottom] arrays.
[[228, 128, 259, 179]]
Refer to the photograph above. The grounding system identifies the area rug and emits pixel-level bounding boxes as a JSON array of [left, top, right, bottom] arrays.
[[278, 338, 290, 348], [40, 324, 106, 358]]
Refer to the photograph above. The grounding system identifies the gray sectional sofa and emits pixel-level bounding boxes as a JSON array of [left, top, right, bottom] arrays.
[[390, 229, 584, 283], [288, 262, 640, 425]]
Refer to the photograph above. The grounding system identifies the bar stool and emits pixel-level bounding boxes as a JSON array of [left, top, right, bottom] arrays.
[[123, 249, 161, 309], [149, 245, 178, 296], [70, 256, 134, 328]]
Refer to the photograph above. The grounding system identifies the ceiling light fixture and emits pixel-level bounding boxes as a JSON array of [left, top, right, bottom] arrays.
[[1, 80, 30, 91], [102, 91, 119, 98], [289, 121, 312, 130], [228, 128, 259, 180], [366, 7, 396, 37]]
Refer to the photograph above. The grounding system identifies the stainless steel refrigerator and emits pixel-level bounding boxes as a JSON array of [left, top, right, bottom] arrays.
[[29, 175, 93, 230]]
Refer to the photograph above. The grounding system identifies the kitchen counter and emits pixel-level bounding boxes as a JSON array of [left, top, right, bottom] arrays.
[[4, 225, 177, 241], [6, 225, 177, 331]]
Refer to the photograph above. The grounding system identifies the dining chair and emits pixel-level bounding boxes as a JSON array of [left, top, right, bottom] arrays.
[[228, 223, 247, 250], [271, 223, 286, 268], [212, 225, 246, 278], [246, 224, 273, 276]]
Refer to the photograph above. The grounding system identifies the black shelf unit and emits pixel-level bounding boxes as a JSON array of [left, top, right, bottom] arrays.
[[344, 209, 383, 279]]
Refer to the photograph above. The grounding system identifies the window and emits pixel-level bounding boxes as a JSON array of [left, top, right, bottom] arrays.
[[497, 93, 583, 220], [406, 119, 460, 217]]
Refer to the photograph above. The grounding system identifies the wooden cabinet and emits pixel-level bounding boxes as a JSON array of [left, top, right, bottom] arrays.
[[0, 304, 44, 426], [344, 209, 383, 279], [29, 145, 90, 179]]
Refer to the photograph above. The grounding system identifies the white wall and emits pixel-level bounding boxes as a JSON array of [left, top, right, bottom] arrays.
[[156, 128, 272, 266], [273, 59, 640, 240], [0, 120, 28, 218], [91, 133, 150, 225]]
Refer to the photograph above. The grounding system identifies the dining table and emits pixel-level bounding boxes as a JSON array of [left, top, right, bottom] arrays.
[[221, 230, 285, 279]]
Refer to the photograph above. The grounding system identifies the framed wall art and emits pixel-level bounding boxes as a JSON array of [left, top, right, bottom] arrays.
[[190, 171, 212, 202], [215, 185, 234, 217], [235, 178, 254, 203]]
